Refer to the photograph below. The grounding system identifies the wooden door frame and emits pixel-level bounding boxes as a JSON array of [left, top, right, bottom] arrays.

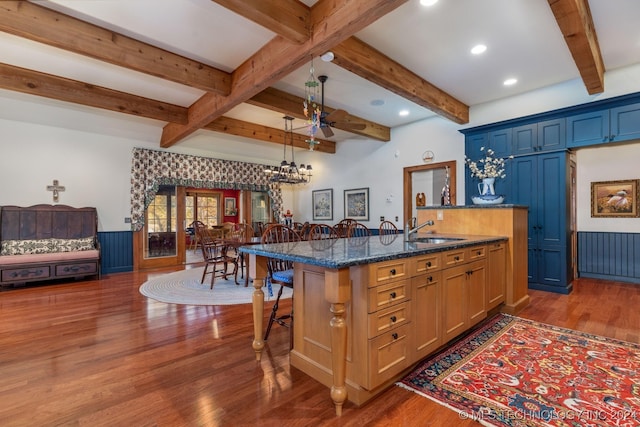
[[133, 186, 186, 271], [403, 160, 457, 225]]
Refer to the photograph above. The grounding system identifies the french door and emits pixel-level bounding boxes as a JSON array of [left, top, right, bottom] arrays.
[[134, 185, 186, 270]]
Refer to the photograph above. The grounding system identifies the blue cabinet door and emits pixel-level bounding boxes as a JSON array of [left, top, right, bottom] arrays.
[[567, 110, 609, 148], [512, 124, 537, 155], [511, 156, 537, 246], [538, 119, 566, 151], [465, 134, 487, 204], [488, 128, 512, 157], [610, 102, 640, 142], [512, 152, 569, 290], [538, 153, 567, 247]]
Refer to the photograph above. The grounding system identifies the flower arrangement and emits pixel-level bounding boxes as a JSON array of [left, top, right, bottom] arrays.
[[465, 147, 513, 180]]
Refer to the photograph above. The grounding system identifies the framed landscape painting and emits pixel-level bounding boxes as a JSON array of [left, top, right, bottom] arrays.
[[591, 179, 639, 217], [312, 189, 333, 221], [344, 188, 369, 221]]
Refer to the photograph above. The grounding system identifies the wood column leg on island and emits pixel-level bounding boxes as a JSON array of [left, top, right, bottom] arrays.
[[324, 268, 351, 416], [250, 254, 268, 361]]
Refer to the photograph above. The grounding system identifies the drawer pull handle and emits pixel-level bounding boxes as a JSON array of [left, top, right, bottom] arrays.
[[454, 256, 460, 261], [477, 250, 482, 255], [427, 275, 433, 282], [389, 292, 397, 299], [426, 261, 432, 267], [390, 315, 397, 323], [392, 333, 398, 340], [389, 268, 396, 275]]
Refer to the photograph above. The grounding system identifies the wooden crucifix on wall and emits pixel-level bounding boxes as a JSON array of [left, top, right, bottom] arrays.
[[46, 179, 65, 203]]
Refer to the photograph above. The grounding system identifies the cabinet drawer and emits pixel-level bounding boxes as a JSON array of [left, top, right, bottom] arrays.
[[411, 253, 441, 275], [368, 280, 410, 312], [443, 249, 465, 267], [369, 259, 408, 287], [1, 265, 51, 282], [368, 301, 411, 338], [368, 323, 410, 389], [468, 245, 486, 260], [55, 262, 98, 277]]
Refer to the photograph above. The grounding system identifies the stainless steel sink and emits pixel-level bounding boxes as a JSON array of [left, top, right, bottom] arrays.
[[408, 237, 465, 244]]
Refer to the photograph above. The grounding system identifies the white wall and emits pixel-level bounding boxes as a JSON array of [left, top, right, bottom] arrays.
[[2, 64, 640, 234], [576, 143, 640, 232]]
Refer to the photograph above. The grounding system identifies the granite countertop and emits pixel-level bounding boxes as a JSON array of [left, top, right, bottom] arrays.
[[239, 233, 507, 269]]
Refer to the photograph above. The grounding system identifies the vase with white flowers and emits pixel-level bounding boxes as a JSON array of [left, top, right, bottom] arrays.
[[465, 147, 513, 204]]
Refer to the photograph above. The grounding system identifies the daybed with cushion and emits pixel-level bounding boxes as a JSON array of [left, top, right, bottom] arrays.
[[0, 205, 100, 287]]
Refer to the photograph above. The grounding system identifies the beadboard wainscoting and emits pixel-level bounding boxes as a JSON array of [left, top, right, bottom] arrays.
[[578, 232, 640, 284], [97, 231, 133, 274]]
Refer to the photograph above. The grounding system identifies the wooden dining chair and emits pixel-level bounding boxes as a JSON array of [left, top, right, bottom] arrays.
[[334, 218, 356, 237], [379, 220, 399, 235], [261, 224, 301, 342], [308, 223, 339, 240], [198, 227, 239, 288], [189, 220, 207, 252], [347, 222, 372, 237]]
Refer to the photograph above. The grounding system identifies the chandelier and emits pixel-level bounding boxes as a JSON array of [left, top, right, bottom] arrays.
[[264, 116, 313, 184], [303, 58, 321, 150]]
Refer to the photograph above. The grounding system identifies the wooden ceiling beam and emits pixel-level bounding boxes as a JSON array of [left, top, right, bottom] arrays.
[[211, 0, 310, 44], [548, 0, 605, 94], [160, 0, 408, 148], [248, 87, 391, 141], [205, 116, 336, 153], [0, 1, 231, 94], [0, 62, 340, 151], [331, 37, 469, 125], [0, 62, 188, 123]]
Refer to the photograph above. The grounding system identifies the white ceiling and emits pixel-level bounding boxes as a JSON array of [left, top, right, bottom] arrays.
[[2, 0, 640, 153]]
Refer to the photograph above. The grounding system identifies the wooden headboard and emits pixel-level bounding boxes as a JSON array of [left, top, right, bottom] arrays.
[[0, 205, 98, 241]]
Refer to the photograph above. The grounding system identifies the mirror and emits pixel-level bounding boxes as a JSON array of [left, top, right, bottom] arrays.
[[403, 160, 456, 224]]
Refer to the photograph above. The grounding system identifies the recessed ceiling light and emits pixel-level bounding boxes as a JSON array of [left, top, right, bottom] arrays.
[[503, 78, 518, 86], [399, 109, 410, 117], [370, 99, 385, 106], [420, 0, 438, 6], [470, 44, 487, 55]]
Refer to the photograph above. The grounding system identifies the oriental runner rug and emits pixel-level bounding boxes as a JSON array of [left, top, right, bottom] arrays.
[[397, 314, 640, 427]]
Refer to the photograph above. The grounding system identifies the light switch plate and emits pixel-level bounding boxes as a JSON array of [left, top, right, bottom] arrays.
[[436, 210, 444, 220]]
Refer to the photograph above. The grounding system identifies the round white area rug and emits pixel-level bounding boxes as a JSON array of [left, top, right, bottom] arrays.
[[139, 267, 291, 305]]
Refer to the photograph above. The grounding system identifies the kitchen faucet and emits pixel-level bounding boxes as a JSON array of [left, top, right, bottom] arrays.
[[404, 217, 435, 241]]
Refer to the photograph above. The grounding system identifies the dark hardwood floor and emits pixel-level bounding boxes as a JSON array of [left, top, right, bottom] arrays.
[[1, 265, 638, 426]]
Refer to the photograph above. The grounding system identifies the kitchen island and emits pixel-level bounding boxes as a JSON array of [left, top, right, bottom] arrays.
[[241, 231, 512, 416]]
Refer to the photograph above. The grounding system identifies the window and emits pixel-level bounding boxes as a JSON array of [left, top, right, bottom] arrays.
[[186, 190, 222, 227]]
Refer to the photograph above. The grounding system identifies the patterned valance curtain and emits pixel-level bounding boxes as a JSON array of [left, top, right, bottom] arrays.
[[130, 147, 282, 231]]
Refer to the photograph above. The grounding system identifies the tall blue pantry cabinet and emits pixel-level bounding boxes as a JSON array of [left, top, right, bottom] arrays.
[[462, 120, 572, 294]]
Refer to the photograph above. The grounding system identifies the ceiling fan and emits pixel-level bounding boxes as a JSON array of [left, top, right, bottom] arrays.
[[309, 75, 366, 138]]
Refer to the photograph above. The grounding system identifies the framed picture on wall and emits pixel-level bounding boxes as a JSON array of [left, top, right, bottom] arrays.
[[344, 188, 369, 221], [591, 179, 639, 217], [312, 189, 333, 221], [224, 197, 237, 215]]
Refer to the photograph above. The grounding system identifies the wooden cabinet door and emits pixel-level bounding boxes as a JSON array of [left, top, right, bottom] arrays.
[[486, 242, 506, 310], [466, 260, 487, 328], [441, 264, 467, 343], [412, 272, 441, 360]]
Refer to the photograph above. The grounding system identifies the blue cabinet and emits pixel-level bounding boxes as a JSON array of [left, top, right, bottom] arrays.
[[488, 128, 512, 158], [513, 119, 565, 155], [567, 102, 640, 148], [509, 152, 571, 293]]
